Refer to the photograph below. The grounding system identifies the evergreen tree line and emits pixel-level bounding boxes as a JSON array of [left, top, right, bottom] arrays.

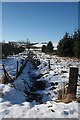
[[42, 29, 80, 58], [42, 41, 54, 54], [57, 29, 80, 58], [2, 42, 25, 58]]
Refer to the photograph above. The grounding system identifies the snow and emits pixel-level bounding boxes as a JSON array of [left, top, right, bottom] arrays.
[[32, 42, 57, 50], [33, 43, 47, 48], [1, 50, 28, 77], [0, 50, 80, 119], [1, 101, 77, 118]]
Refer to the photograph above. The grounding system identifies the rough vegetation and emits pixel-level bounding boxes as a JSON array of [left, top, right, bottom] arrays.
[[2, 42, 25, 58], [42, 41, 54, 55]]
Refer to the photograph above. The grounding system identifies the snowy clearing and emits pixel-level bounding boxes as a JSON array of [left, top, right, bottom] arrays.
[[0, 50, 80, 119]]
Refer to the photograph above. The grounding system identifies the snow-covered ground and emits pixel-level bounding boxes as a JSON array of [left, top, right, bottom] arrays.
[[0, 50, 80, 119], [33, 42, 57, 50], [0, 50, 28, 78]]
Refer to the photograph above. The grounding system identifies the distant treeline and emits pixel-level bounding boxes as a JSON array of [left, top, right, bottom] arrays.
[[2, 42, 25, 58], [2, 28, 80, 58], [42, 28, 80, 58]]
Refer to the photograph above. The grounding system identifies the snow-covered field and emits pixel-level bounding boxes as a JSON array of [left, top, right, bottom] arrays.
[[0, 50, 80, 119], [0, 51, 28, 77]]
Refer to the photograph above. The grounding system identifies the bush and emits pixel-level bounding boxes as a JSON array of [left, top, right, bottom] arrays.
[[42, 41, 54, 55], [2, 42, 25, 58]]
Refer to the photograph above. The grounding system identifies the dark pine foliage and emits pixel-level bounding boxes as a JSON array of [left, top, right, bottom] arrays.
[[42, 41, 54, 55], [57, 32, 74, 57], [47, 41, 54, 54], [57, 29, 80, 58], [73, 29, 80, 58], [42, 45, 47, 53]]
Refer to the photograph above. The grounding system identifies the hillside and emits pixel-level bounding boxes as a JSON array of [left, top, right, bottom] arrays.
[[0, 50, 80, 119]]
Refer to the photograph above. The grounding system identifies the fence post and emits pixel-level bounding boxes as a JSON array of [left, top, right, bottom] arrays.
[[16, 61, 19, 78], [48, 59, 51, 70], [2, 64, 6, 83], [2, 64, 8, 84], [67, 67, 78, 96]]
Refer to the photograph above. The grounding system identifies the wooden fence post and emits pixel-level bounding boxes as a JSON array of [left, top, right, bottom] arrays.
[[2, 64, 6, 83], [2, 64, 9, 84], [67, 67, 78, 96], [16, 61, 19, 78], [48, 59, 51, 70]]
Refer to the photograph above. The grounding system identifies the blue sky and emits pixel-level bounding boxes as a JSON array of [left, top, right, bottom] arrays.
[[2, 2, 78, 44]]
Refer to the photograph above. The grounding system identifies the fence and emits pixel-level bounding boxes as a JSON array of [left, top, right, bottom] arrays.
[[58, 66, 79, 103], [0, 58, 29, 84]]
